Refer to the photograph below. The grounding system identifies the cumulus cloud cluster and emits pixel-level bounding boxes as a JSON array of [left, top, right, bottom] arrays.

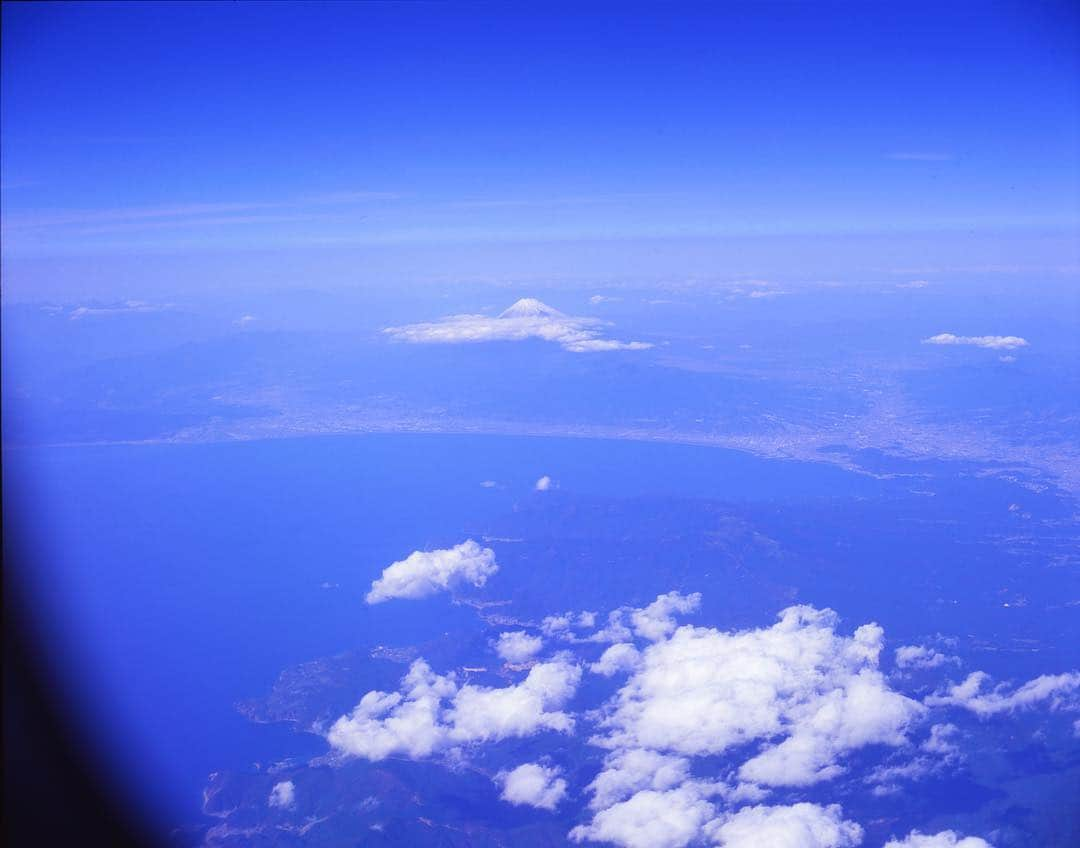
[[923, 333, 1028, 350], [327, 657, 581, 760], [331, 584, 1072, 847], [365, 540, 497, 604], [566, 600, 930, 847], [593, 605, 923, 787], [383, 298, 652, 353], [496, 762, 568, 810], [567, 593, 1068, 848]]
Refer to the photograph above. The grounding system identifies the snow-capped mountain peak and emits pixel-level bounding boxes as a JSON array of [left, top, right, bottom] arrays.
[[498, 298, 564, 320]]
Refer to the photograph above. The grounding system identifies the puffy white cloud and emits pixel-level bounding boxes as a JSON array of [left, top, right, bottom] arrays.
[[496, 762, 567, 810], [569, 785, 717, 848], [268, 780, 295, 809], [593, 606, 924, 787], [327, 660, 455, 760], [923, 333, 1028, 350], [630, 591, 702, 641], [895, 645, 955, 670], [591, 643, 642, 677], [365, 540, 497, 604], [925, 671, 1080, 716], [535, 475, 554, 491], [495, 630, 544, 663], [447, 659, 581, 743], [883, 830, 993, 847], [384, 298, 652, 353], [709, 803, 863, 848], [327, 657, 581, 760]]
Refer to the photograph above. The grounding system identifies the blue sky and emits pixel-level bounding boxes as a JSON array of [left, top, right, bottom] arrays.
[[2, 1, 1078, 297]]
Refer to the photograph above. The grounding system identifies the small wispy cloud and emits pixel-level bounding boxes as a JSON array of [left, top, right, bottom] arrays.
[[895, 645, 957, 670], [267, 780, 295, 809], [5, 189, 399, 233], [443, 192, 665, 211], [747, 289, 788, 299], [723, 280, 788, 301], [925, 670, 1080, 716], [885, 152, 954, 162], [69, 300, 174, 320], [302, 190, 402, 204], [11, 201, 272, 229], [76, 213, 331, 236], [384, 299, 652, 353], [923, 333, 1029, 350]]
